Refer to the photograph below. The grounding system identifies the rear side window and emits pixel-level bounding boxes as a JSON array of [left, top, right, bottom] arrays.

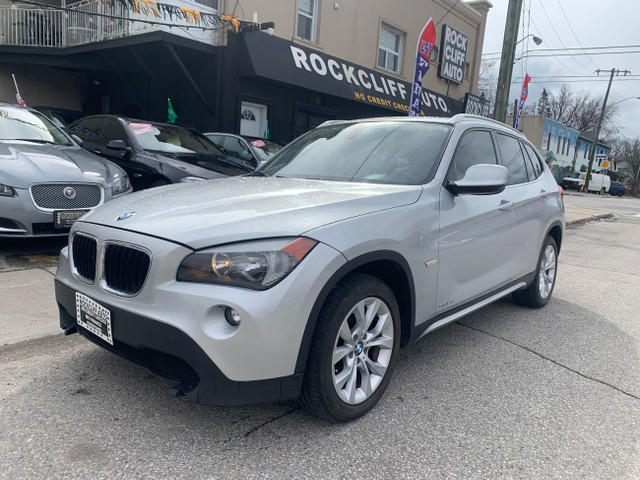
[[495, 133, 529, 185], [449, 130, 498, 181], [522, 143, 544, 179], [68, 117, 107, 146]]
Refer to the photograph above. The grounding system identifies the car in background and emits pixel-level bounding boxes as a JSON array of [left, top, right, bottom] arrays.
[[55, 114, 564, 421], [68, 116, 253, 191], [0, 102, 131, 237], [33, 106, 86, 129], [609, 181, 627, 196], [562, 172, 610, 194], [204, 132, 283, 169]]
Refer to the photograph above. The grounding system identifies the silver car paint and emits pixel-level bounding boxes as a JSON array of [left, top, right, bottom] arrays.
[[78, 177, 423, 249], [0, 141, 130, 236], [55, 115, 565, 385], [57, 224, 347, 381]]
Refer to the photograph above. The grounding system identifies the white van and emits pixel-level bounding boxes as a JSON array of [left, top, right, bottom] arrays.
[[562, 172, 610, 194]]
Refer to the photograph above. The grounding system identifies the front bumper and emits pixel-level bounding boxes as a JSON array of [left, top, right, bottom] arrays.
[[56, 280, 303, 406], [54, 223, 346, 406]]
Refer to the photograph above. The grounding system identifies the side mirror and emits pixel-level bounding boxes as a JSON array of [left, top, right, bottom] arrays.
[[71, 134, 83, 146], [446, 164, 508, 196], [107, 139, 131, 152]]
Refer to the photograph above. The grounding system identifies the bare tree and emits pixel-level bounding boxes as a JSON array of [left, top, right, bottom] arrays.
[[617, 137, 640, 195], [477, 59, 497, 105], [547, 84, 619, 136]]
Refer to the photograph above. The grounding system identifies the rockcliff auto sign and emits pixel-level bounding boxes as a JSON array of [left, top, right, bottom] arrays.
[[242, 34, 463, 117], [438, 24, 468, 85]]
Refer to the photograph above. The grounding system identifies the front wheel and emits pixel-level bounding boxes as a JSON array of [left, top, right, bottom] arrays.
[[300, 273, 401, 422], [513, 236, 558, 308]]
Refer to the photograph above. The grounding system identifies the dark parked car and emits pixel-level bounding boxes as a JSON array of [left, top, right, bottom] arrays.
[[204, 132, 283, 169], [609, 181, 627, 197], [68, 116, 252, 190]]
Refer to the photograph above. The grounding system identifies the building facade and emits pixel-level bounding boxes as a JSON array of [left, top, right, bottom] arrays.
[[1, 0, 491, 140], [508, 113, 613, 183]]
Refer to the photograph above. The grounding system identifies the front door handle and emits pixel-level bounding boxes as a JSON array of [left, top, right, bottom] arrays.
[[499, 200, 514, 211]]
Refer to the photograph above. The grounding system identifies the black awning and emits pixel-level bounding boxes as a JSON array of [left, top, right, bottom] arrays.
[[239, 32, 463, 117]]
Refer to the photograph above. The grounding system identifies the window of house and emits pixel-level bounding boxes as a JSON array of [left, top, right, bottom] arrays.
[[378, 24, 404, 73], [556, 136, 561, 153], [297, 0, 318, 42]]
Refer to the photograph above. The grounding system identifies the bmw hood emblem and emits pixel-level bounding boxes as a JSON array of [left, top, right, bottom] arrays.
[[116, 212, 136, 221]]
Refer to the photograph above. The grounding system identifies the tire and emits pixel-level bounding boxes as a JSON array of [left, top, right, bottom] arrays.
[[300, 273, 401, 422], [600, 188, 606, 195], [513, 236, 558, 308]]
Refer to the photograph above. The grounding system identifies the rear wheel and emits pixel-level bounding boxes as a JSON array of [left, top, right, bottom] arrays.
[[513, 236, 558, 308], [600, 188, 606, 195], [301, 273, 401, 422]]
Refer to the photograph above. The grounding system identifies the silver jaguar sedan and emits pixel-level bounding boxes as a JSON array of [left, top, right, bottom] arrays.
[[55, 114, 565, 422], [0, 102, 131, 236]]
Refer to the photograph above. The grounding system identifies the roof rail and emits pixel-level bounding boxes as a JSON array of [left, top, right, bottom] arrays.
[[449, 113, 520, 131]]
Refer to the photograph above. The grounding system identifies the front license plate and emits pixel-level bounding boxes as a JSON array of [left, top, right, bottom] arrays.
[[55, 210, 88, 228], [76, 293, 113, 345]]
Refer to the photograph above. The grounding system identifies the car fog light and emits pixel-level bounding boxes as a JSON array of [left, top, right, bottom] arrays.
[[224, 307, 241, 326]]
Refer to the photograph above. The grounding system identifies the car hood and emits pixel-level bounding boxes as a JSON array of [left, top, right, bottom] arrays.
[[79, 176, 422, 249], [0, 142, 114, 188]]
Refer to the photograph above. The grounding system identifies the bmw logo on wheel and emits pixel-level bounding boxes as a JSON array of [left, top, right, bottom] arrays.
[[63, 186, 76, 199], [116, 212, 136, 221]]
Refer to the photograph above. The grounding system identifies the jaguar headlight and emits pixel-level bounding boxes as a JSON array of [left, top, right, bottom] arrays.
[[177, 237, 318, 290], [0, 183, 15, 197], [111, 175, 131, 195]]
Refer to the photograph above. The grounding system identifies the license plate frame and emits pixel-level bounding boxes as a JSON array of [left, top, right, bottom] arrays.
[[54, 210, 89, 228], [76, 292, 113, 345]]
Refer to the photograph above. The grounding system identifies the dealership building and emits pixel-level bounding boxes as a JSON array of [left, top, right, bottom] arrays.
[[0, 0, 491, 141]]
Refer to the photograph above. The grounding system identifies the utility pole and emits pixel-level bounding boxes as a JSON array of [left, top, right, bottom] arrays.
[[493, 0, 524, 123], [582, 68, 630, 192]]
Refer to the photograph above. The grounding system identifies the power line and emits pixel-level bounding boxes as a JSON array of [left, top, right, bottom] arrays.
[[483, 45, 640, 57], [554, 0, 600, 70], [484, 50, 640, 59]]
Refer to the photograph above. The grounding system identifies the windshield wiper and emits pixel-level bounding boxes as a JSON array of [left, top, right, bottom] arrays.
[[12, 138, 61, 145]]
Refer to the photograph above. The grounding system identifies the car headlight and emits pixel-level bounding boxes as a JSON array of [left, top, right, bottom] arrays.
[[0, 183, 15, 197], [177, 237, 318, 290], [111, 175, 131, 195]]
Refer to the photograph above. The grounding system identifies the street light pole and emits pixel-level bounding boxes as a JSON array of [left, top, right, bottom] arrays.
[[493, 0, 524, 123]]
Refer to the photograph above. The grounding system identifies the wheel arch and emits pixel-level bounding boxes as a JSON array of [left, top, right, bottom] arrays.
[[546, 221, 563, 254], [294, 250, 416, 375]]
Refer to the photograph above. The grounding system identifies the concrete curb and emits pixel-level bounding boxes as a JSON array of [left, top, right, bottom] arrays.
[[566, 212, 614, 227]]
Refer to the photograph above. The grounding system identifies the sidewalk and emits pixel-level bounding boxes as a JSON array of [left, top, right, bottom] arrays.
[[0, 202, 613, 346]]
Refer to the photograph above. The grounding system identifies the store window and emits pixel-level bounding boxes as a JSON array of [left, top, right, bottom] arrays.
[[378, 23, 404, 73], [297, 0, 319, 42]]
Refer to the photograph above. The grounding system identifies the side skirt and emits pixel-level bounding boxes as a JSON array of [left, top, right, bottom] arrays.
[[408, 273, 535, 345]]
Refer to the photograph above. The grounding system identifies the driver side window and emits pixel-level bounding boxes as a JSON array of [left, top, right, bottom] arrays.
[[450, 130, 498, 181]]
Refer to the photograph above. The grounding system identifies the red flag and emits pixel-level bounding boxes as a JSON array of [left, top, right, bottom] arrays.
[[520, 74, 531, 101]]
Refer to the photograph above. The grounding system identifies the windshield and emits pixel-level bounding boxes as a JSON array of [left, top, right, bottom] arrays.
[[0, 105, 71, 145], [129, 122, 225, 156], [258, 121, 452, 184]]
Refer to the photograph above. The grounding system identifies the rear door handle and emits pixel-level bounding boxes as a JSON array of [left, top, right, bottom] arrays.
[[499, 200, 514, 211]]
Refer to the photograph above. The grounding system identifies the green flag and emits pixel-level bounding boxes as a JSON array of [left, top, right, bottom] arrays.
[[167, 98, 177, 124]]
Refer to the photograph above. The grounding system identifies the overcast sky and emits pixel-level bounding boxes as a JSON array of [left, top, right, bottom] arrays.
[[479, 0, 640, 140]]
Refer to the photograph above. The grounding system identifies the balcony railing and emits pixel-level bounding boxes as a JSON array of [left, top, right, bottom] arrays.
[[0, 2, 218, 48]]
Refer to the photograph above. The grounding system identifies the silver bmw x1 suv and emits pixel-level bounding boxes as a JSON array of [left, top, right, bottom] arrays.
[[55, 114, 565, 421]]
